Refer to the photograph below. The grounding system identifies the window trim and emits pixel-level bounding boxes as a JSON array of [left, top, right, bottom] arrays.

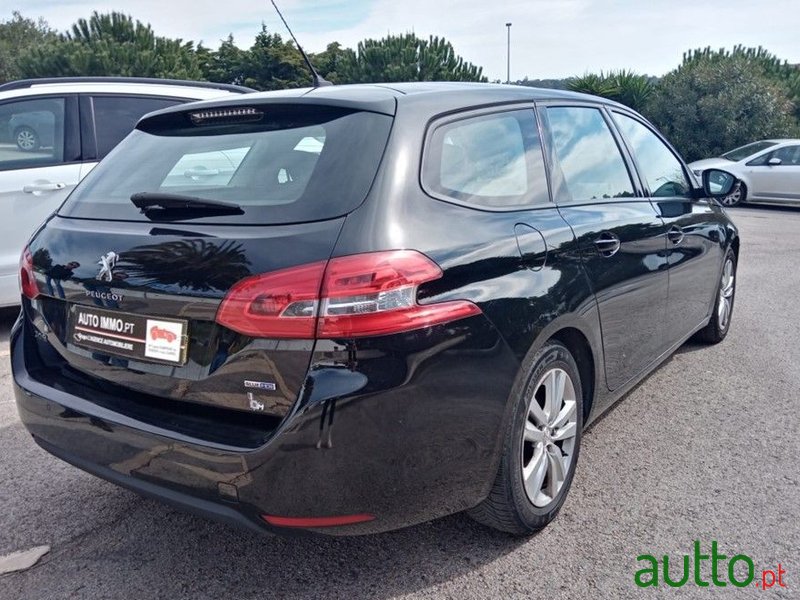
[[608, 108, 695, 201], [0, 93, 80, 173], [420, 104, 553, 212], [537, 101, 644, 207]]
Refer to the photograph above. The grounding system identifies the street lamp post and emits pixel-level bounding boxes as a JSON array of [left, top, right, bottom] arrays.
[[505, 22, 512, 84]]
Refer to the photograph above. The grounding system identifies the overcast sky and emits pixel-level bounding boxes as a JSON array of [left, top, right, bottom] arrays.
[[9, 0, 800, 80]]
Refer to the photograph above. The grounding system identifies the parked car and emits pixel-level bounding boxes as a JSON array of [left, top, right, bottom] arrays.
[[0, 77, 252, 307], [689, 139, 800, 206], [9, 110, 55, 151], [12, 83, 739, 536]]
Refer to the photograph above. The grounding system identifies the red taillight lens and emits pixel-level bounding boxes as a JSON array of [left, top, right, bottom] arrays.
[[215, 250, 480, 339], [318, 251, 480, 337], [19, 247, 39, 300], [216, 261, 326, 338]]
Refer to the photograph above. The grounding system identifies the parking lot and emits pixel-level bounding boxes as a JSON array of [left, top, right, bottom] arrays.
[[0, 205, 797, 599]]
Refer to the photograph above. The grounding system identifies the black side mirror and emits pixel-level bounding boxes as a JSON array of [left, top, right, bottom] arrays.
[[702, 169, 737, 198]]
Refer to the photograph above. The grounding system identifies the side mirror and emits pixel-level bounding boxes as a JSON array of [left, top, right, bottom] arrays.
[[767, 157, 782, 166], [702, 169, 737, 198]]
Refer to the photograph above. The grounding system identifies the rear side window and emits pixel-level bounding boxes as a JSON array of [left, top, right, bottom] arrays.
[[0, 97, 65, 170], [92, 96, 184, 159], [612, 112, 691, 198], [546, 106, 634, 202], [422, 110, 549, 209], [60, 105, 393, 225]]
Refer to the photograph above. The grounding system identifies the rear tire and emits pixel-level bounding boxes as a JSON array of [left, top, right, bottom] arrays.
[[696, 247, 736, 344], [468, 341, 583, 535], [720, 182, 746, 207], [14, 126, 40, 152]]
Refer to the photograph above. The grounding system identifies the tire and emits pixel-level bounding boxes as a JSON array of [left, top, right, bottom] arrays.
[[468, 341, 583, 535], [720, 182, 746, 207], [14, 126, 40, 152], [696, 247, 736, 344]]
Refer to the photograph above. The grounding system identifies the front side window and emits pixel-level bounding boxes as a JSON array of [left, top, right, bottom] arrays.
[[0, 97, 65, 171], [546, 106, 634, 202], [423, 110, 549, 208], [769, 145, 800, 166], [612, 112, 691, 198], [92, 96, 182, 159]]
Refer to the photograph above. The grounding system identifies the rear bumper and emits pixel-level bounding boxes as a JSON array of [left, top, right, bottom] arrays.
[[12, 311, 517, 535]]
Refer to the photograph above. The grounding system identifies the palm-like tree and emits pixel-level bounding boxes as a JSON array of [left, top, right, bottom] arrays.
[[118, 239, 251, 292]]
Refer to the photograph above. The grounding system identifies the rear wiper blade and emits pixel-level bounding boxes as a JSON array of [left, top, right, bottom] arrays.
[[130, 192, 242, 212]]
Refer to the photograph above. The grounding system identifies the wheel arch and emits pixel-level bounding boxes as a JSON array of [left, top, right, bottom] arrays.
[[548, 327, 597, 426]]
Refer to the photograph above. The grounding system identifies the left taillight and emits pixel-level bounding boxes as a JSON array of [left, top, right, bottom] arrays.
[[19, 246, 39, 300], [215, 250, 481, 339]]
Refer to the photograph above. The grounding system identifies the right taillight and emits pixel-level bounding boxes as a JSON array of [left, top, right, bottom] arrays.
[[19, 246, 39, 300], [215, 250, 480, 339]]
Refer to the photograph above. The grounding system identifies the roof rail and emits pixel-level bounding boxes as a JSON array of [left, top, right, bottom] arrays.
[[0, 77, 255, 94]]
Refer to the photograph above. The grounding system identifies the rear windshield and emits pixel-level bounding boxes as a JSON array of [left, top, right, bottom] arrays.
[[721, 141, 777, 161], [59, 105, 393, 224]]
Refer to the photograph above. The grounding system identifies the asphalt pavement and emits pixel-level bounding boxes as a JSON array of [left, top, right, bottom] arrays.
[[1, 205, 798, 599]]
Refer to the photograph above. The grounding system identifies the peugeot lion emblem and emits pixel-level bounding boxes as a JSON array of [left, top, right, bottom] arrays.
[[96, 251, 119, 282]]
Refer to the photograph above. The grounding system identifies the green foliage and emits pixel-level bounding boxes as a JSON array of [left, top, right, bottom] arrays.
[[337, 33, 486, 83], [681, 46, 800, 121], [646, 54, 799, 161], [17, 12, 203, 80], [567, 70, 655, 113], [0, 12, 54, 83]]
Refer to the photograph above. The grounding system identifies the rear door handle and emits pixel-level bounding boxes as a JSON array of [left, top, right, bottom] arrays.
[[667, 226, 685, 245], [593, 232, 621, 257], [23, 182, 66, 193]]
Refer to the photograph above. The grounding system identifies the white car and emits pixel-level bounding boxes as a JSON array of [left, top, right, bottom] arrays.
[[0, 77, 250, 307], [688, 139, 800, 207]]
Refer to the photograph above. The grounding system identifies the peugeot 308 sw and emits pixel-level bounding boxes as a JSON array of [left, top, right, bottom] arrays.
[[12, 83, 739, 535]]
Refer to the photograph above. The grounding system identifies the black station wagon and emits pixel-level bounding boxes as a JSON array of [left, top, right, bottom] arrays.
[[12, 83, 739, 535]]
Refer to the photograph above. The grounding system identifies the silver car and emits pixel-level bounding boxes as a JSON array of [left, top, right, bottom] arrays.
[[689, 139, 800, 207]]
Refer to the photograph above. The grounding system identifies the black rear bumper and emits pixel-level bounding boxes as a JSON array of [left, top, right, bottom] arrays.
[[12, 309, 516, 535]]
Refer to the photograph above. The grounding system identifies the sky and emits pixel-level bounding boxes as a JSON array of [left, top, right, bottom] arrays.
[[7, 0, 800, 81]]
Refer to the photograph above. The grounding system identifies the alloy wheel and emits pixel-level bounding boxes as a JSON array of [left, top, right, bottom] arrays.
[[16, 128, 37, 151], [521, 367, 578, 508], [718, 257, 735, 329], [720, 185, 741, 206]]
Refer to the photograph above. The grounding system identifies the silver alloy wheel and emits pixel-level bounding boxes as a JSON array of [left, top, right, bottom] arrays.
[[16, 128, 37, 151], [720, 184, 742, 206], [718, 257, 735, 329], [521, 367, 578, 508]]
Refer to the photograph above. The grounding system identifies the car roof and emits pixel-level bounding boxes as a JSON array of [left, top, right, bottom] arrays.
[[761, 138, 800, 144], [0, 78, 249, 102], [139, 81, 627, 121]]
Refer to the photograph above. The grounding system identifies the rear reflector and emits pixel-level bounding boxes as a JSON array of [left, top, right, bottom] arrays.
[[216, 250, 480, 339], [19, 247, 39, 300], [261, 513, 375, 528]]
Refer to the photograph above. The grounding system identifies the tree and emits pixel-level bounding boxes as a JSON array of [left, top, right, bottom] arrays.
[[337, 33, 486, 83], [681, 46, 800, 121], [198, 34, 248, 85], [17, 12, 203, 80], [311, 42, 350, 84], [242, 25, 309, 90], [567, 70, 655, 113], [0, 12, 54, 83], [198, 26, 310, 90], [647, 53, 799, 161]]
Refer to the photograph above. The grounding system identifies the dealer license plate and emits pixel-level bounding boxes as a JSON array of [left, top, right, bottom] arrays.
[[68, 304, 189, 365]]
